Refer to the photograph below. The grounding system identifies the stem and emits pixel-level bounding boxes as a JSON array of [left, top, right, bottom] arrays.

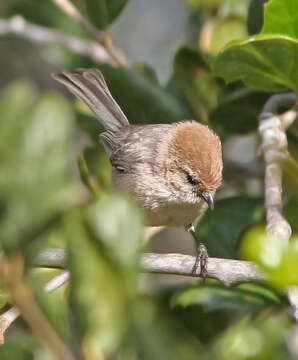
[[51, 0, 129, 67], [52, 0, 102, 42], [0, 16, 113, 64], [0, 258, 71, 352]]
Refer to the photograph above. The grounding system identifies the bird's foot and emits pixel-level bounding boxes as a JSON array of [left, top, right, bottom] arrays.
[[192, 244, 208, 279]]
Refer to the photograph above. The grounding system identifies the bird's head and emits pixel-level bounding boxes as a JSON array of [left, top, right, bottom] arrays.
[[162, 121, 223, 208]]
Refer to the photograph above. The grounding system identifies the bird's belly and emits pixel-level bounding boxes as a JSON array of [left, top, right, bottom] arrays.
[[145, 200, 208, 228]]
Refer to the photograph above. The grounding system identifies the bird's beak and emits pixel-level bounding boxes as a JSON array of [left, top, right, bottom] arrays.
[[201, 192, 214, 210]]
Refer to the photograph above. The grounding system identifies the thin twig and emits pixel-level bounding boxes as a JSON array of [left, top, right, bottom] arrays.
[[51, 0, 102, 42], [0, 264, 70, 349], [0, 16, 114, 65], [51, 0, 129, 67], [102, 32, 129, 68]]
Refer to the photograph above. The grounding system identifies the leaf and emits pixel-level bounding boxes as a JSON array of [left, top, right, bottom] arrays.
[[128, 298, 201, 360], [171, 281, 281, 312], [261, 0, 298, 38], [78, 146, 111, 196], [201, 313, 291, 360], [132, 63, 159, 85], [97, 64, 184, 125], [213, 0, 298, 93], [242, 226, 298, 290], [213, 34, 298, 92], [84, 0, 129, 30], [209, 87, 270, 134], [66, 211, 128, 356], [174, 46, 218, 122], [0, 82, 76, 251], [86, 194, 143, 271], [28, 268, 69, 340], [210, 15, 247, 54], [196, 196, 265, 258], [247, 0, 268, 35], [75, 100, 104, 143]]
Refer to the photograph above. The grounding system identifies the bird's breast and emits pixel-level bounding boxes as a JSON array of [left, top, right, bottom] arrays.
[[145, 200, 208, 228]]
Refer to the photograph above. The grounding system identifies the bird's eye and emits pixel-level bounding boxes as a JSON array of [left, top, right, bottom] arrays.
[[187, 174, 198, 186], [114, 164, 126, 173]]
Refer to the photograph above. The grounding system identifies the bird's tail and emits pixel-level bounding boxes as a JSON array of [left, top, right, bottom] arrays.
[[52, 68, 129, 132]]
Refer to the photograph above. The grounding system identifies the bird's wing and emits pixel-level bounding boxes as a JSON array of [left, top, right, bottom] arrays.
[[101, 124, 173, 172]]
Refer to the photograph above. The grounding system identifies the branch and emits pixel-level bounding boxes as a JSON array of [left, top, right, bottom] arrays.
[[141, 253, 266, 286], [0, 269, 70, 346], [0, 16, 114, 65], [33, 248, 266, 287], [51, 0, 129, 67], [1, 248, 266, 340], [51, 0, 103, 42], [258, 92, 298, 325], [258, 92, 297, 241]]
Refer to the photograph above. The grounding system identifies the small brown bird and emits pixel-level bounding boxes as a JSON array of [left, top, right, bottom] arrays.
[[53, 68, 223, 276]]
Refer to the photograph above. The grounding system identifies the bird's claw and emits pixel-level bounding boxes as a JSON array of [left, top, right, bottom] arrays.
[[192, 244, 208, 280]]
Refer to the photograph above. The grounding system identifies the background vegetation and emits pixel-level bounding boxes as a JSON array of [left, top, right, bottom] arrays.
[[0, 0, 297, 359]]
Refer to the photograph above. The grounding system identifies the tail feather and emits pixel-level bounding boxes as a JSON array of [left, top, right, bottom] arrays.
[[52, 68, 129, 132]]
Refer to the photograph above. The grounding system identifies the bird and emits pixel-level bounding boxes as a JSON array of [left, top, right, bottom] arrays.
[[53, 68, 223, 276]]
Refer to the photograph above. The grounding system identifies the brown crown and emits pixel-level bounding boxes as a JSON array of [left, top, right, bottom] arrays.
[[172, 121, 223, 191]]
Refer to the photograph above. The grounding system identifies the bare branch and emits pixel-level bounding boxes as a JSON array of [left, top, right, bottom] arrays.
[[33, 248, 266, 287], [258, 92, 297, 242], [51, 0, 129, 67], [141, 253, 266, 287], [0, 270, 70, 346], [34, 248, 68, 269], [1, 244, 267, 340], [258, 93, 298, 326], [0, 16, 114, 64]]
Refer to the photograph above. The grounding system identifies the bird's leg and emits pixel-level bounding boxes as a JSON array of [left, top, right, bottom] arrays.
[[186, 225, 208, 278]]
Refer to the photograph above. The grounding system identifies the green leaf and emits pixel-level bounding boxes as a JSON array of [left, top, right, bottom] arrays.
[[247, 0, 268, 35], [210, 87, 270, 134], [66, 211, 127, 356], [196, 196, 265, 258], [201, 314, 291, 360], [78, 146, 111, 196], [84, 0, 129, 30], [86, 194, 143, 271], [128, 298, 201, 360], [28, 268, 69, 340], [174, 46, 218, 122], [261, 0, 298, 38], [214, 0, 298, 93], [0, 82, 76, 251], [132, 63, 159, 85], [75, 99, 104, 143], [210, 15, 247, 54], [242, 226, 298, 290], [213, 34, 298, 92], [171, 281, 281, 312], [97, 65, 184, 125]]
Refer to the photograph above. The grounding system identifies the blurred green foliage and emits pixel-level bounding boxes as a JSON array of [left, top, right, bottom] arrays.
[[0, 0, 297, 359], [242, 226, 298, 290]]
